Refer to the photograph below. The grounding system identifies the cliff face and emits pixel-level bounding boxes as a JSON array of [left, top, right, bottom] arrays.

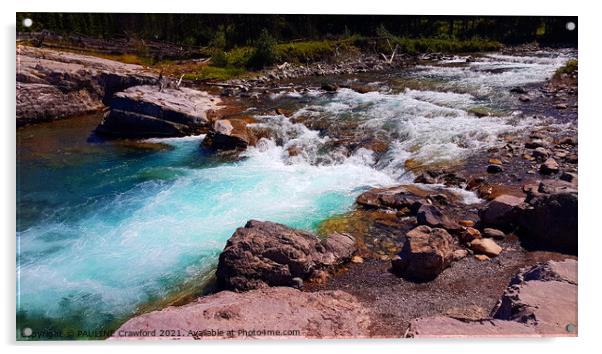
[[16, 45, 157, 126]]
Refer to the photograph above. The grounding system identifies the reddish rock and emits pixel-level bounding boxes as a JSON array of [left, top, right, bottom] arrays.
[[460, 227, 482, 243], [540, 158, 560, 175], [112, 287, 371, 339], [216, 220, 355, 291], [470, 238, 502, 257], [17, 45, 157, 126], [458, 220, 475, 227], [408, 259, 578, 338], [203, 118, 257, 150], [483, 228, 505, 240], [391, 225, 455, 281], [356, 185, 425, 213], [480, 194, 524, 229], [416, 204, 459, 231], [407, 316, 538, 338], [493, 260, 578, 336]]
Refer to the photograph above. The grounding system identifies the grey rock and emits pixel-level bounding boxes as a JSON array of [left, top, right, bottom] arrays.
[[97, 85, 221, 138], [16, 45, 156, 126]]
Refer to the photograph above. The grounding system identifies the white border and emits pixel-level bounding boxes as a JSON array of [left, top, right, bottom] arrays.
[[2, 1, 599, 353]]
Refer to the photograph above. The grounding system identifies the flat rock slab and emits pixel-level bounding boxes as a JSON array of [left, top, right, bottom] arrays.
[[96, 85, 222, 138], [494, 259, 578, 335], [408, 259, 577, 338], [16, 45, 156, 125], [111, 287, 371, 340], [407, 316, 539, 338]]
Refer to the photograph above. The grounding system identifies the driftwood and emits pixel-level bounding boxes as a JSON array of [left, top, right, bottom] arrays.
[[380, 38, 399, 64]]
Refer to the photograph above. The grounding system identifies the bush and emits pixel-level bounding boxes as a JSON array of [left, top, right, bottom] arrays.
[[247, 29, 277, 69], [555, 59, 578, 77]]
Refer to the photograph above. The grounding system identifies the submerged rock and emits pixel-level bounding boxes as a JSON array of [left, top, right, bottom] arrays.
[[391, 225, 455, 282], [216, 220, 355, 291], [321, 82, 339, 92], [112, 287, 371, 339], [96, 85, 221, 138]]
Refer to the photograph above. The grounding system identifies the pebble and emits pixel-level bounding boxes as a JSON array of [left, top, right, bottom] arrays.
[[487, 164, 503, 173], [351, 255, 364, 264]]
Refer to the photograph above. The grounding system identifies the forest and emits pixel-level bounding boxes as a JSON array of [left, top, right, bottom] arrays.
[[17, 13, 577, 48]]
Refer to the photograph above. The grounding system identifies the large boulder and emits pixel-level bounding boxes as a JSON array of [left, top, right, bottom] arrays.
[[16, 45, 156, 126], [391, 225, 455, 282], [216, 220, 355, 291], [202, 118, 257, 150], [96, 85, 221, 138], [356, 185, 426, 212], [493, 259, 578, 335], [112, 287, 372, 339], [516, 192, 577, 254], [480, 194, 525, 229]]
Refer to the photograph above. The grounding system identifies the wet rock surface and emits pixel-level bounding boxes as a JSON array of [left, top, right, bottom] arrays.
[[113, 287, 372, 339], [16, 45, 156, 126], [216, 220, 356, 291], [202, 118, 257, 150]]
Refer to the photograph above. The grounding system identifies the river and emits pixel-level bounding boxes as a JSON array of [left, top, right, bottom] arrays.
[[16, 49, 574, 334]]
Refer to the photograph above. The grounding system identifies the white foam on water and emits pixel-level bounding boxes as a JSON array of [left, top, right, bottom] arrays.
[[293, 87, 537, 175], [17, 134, 395, 324], [415, 51, 574, 96]]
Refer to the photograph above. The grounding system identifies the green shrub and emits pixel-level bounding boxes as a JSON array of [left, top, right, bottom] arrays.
[[555, 59, 578, 77], [225, 46, 255, 67], [247, 29, 277, 69], [210, 49, 228, 67]]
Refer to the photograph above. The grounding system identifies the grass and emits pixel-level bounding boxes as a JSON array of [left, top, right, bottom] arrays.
[[181, 66, 247, 81], [21, 35, 503, 82]]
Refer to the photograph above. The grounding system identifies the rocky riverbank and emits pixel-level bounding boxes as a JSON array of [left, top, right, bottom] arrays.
[[16, 43, 578, 339], [111, 53, 577, 339], [16, 45, 157, 126]]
